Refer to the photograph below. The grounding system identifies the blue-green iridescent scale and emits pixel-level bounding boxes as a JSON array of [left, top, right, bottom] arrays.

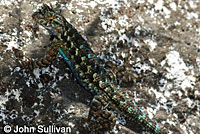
[[32, 4, 166, 134]]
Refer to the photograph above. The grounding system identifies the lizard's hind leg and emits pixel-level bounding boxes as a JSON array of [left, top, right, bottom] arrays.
[[87, 94, 118, 134]]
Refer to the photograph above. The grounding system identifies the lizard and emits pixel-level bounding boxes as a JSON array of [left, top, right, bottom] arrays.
[[14, 4, 167, 134]]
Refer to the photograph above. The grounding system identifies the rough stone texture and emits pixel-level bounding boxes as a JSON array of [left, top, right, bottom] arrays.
[[0, 0, 200, 134]]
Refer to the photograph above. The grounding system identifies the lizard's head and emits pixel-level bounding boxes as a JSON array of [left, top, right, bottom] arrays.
[[32, 4, 66, 40]]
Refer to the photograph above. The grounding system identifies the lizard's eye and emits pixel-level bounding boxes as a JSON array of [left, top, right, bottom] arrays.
[[47, 17, 54, 23], [49, 18, 53, 22]]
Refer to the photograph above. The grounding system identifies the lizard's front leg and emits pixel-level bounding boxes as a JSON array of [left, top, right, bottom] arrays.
[[13, 46, 58, 70]]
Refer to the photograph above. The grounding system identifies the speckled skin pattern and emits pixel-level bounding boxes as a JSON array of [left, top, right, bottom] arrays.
[[32, 4, 167, 134]]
